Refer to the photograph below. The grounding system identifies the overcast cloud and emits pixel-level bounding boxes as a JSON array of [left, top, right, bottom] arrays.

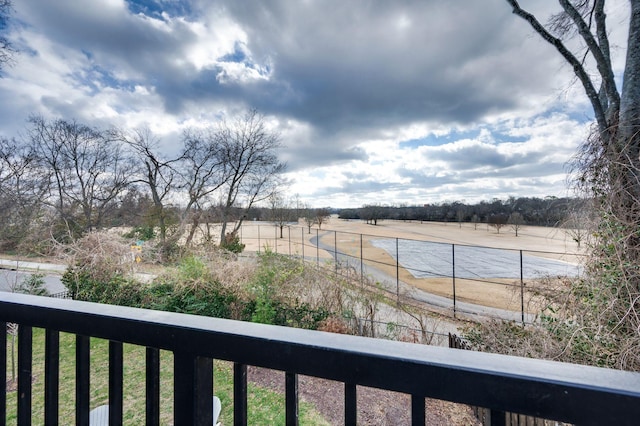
[[0, 0, 631, 207]]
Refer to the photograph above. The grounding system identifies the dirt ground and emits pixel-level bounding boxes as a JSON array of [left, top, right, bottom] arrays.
[[248, 366, 480, 426], [237, 219, 584, 313]]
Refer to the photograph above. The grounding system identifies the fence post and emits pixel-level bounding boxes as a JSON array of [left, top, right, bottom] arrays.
[[258, 225, 261, 254], [334, 231, 338, 274], [301, 227, 305, 261], [452, 244, 456, 317], [520, 250, 525, 325], [288, 226, 291, 256], [275, 224, 278, 254], [316, 228, 319, 267], [396, 238, 400, 301], [360, 234, 364, 284]]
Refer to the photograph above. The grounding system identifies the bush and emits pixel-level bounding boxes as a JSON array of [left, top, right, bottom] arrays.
[[59, 232, 133, 283], [220, 231, 245, 254], [17, 273, 49, 296], [62, 243, 338, 331], [123, 226, 155, 241], [248, 251, 330, 329], [149, 256, 252, 321], [63, 269, 143, 307]]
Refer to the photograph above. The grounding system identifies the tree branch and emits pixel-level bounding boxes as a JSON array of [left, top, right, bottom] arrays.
[[559, 0, 619, 120], [506, 0, 611, 142]]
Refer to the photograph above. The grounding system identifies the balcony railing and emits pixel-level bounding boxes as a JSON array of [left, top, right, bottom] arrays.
[[1, 292, 639, 425]]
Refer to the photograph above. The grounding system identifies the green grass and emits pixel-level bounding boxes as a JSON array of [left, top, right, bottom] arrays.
[[5, 328, 329, 425]]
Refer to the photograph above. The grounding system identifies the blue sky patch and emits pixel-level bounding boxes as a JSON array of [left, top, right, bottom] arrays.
[[126, 0, 192, 20], [399, 129, 482, 148]]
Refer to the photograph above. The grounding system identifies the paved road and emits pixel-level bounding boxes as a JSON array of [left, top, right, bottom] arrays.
[[0, 259, 155, 295], [0, 259, 67, 294], [0, 270, 66, 294]]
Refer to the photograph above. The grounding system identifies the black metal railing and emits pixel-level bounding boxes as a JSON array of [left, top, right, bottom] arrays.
[[1, 292, 639, 425]]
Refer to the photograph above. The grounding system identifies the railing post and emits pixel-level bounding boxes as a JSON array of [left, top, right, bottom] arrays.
[[146, 347, 161, 425], [234, 363, 248, 426], [18, 325, 33, 425], [195, 357, 214, 425], [45, 330, 60, 424], [411, 395, 426, 426], [490, 409, 507, 426], [76, 334, 90, 426], [174, 353, 213, 425], [345, 383, 357, 424], [109, 341, 124, 425], [285, 372, 299, 426]]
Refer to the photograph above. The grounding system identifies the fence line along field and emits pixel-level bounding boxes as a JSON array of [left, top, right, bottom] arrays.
[[232, 218, 585, 318]]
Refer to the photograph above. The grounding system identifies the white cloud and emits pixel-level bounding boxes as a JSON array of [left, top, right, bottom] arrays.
[[0, 0, 628, 207]]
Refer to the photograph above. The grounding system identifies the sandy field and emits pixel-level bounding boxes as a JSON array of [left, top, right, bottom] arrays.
[[236, 218, 585, 314]]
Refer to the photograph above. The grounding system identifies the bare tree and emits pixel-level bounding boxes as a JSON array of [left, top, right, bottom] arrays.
[[268, 193, 293, 238], [504, 0, 640, 370], [113, 127, 181, 254], [508, 212, 525, 237], [315, 208, 331, 230], [361, 204, 385, 225], [471, 213, 480, 230], [28, 116, 130, 237], [292, 193, 303, 223], [0, 0, 15, 71], [216, 110, 286, 245], [488, 214, 508, 234], [561, 205, 594, 249], [179, 128, 228, 246], [0, 137, 47, 251], [302, 205, 316, 234], [456, 208, 466, 228], [505, 1, 640, 263]]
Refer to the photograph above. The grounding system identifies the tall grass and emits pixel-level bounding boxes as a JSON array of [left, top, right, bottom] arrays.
[[5, 328, 329, 425]]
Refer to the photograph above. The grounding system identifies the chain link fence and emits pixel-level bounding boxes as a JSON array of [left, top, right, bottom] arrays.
[[235, 222, 585, 324]]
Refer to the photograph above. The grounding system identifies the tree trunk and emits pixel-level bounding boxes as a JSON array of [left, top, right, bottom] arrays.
[[185, 210, 201, 247], [615, 0, 640, 275]]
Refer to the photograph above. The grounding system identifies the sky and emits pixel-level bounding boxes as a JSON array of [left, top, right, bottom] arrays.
[[0, 0, 631, 208]]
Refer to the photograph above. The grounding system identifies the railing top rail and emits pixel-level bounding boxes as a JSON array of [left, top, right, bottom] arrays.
[[2, 292, 639, 424]]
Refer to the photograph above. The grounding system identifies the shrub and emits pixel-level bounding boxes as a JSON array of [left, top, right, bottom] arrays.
[[247, 251, 330, 329], [59, 232, 133, 283], [149, 256, 252, 321], [123, 226, 155, 241], [63, 269, 143, 307], [220, 231, 245, 254], [17, 273, 49, 296]]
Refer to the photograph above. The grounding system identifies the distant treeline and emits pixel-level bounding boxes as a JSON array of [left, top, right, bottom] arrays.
[[337, 197, 582, 227]]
